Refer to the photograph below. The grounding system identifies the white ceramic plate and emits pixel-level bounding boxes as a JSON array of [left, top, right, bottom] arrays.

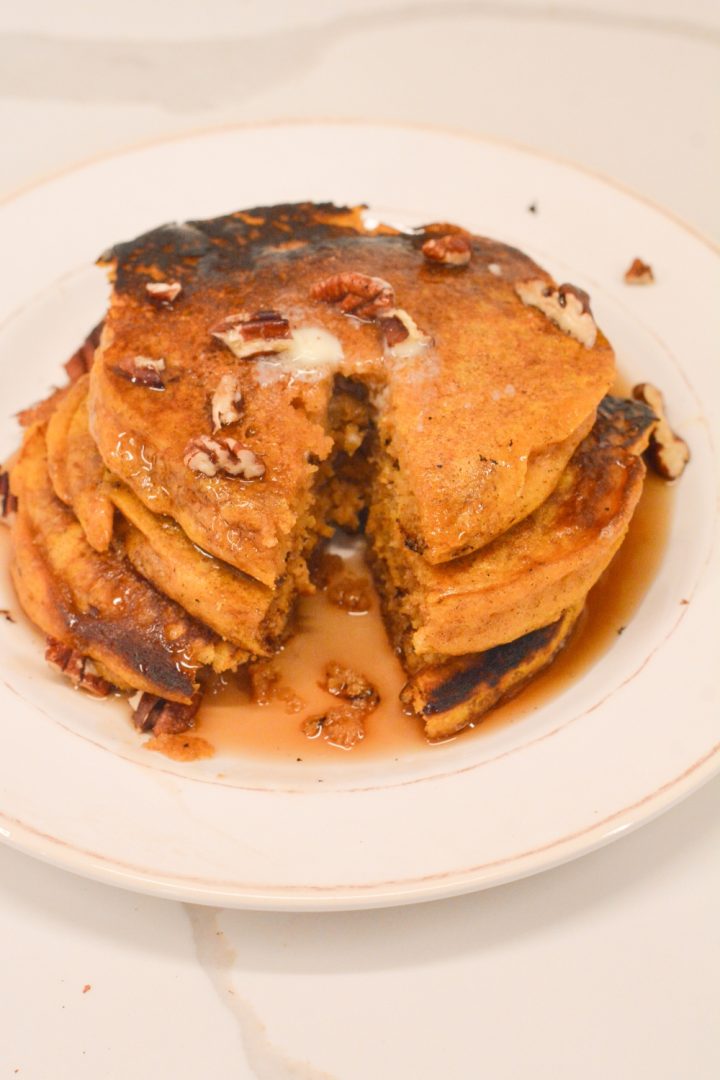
[[0, 122, 718, 910]]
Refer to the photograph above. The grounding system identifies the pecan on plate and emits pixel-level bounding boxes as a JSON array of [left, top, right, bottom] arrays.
[[129, 691, 201, 734], [624, 258, 655, 285], [310, 272, 395, 320], [184, 435, 265, 480], [633, 383, 689, 480], [45, 638, 113, 697]]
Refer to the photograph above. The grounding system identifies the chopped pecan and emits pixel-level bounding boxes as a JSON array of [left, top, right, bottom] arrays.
[[1, 470, 18, 522], [302, 705, 366, 749], [310, 272, 395, 320], [211, 372, 244, 431], [184, 435, 265, 480], [322, 662, 379, 711], [64, 321, 104, 383], [129, 691, 200, 734], [420, 222, 467, 237], [422, 233, 472, 266], [45, 638, 112, 697], [624, 258, 654, 285], [515, 279, 597, 348], [145, 280, 182, 302], [211, 310, 291, 359], [112, 354, 166, 389], [378, 308, 432, 355], [632, 383, 690, 480]]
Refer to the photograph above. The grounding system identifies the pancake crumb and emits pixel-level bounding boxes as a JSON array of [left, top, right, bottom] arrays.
[[144, 733, 215, 761]]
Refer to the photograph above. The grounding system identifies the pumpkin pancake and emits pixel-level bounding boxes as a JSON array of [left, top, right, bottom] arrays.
[[5, 203, 659, 742], [10, 424, 244, 702], [88, 203, 614, 580], [367, 396, 655, 667]]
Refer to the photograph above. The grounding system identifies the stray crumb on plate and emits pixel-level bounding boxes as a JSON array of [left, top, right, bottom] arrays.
[[144, 733, 215, 761]]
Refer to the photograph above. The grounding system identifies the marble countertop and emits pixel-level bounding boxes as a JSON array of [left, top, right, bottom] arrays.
[[1, 2, 718, 1077]]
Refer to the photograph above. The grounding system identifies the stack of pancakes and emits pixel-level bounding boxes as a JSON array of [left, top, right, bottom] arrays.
[[7, 203, 655, 740]]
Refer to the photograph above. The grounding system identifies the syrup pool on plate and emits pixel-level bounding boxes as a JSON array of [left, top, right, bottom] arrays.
[[195, 471, 673, 762]]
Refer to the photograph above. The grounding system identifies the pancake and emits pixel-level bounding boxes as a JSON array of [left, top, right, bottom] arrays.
[[44, 376, 303, 655], [367, 396, 654, 667], [46, 375, 114, 552], [401, 605, 583, 741], [5, 203, 658, 743], [10, 424, 244, 702], [88, 203, 614, 579]]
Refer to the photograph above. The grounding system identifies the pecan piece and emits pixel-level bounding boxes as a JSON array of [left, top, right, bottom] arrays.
[[515, 279, 597, 349], [624, 258, 654, 285], [211, 372, 244, 431], [322, 662, 379, 711], [422, 233, 472, 266], [378, 308, 432, 355], [129, 691, 200, 734], [112, 354, 166, 389], [45, 637, 113, 698], [1, 470, 18, 522], [64, 321, 104, 383], [310, 272, 395, 319], [632, 383, 689, 480], [184, 435, 265, 480], [145, 280, 182, 303], [211, 310, 291, 359]]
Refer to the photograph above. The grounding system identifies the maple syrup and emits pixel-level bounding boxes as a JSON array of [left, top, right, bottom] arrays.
[[196, 471, 673, 762]]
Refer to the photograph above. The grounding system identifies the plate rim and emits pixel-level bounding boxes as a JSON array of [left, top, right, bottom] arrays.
[[1, 117, 718, 910], [2, 115, 718, 257]]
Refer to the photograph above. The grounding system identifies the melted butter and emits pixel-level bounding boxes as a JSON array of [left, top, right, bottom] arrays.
[[197, 473, 673, 760], [254, 327, 344, 386]]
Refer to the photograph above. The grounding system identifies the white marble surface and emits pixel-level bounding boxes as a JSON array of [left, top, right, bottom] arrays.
[[1, 2, 719, 1077]]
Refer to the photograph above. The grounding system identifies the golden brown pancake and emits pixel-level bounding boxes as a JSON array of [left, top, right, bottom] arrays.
[[89, 203, 614, 580], [367, 396, 654, 665], [10, 424, 243, 702], [5, 203, 655, 741]]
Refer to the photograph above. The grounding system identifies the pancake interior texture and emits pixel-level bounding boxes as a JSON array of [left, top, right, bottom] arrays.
[[4, 203, 657, 742]]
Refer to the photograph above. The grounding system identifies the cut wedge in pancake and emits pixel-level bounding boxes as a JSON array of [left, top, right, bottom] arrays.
[[10, 425, 244, 702], [367, 396, 655, 665]]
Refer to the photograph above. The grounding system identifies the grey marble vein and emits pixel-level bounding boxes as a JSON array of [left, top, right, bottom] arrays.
[[186, 905, 338, 1080]]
